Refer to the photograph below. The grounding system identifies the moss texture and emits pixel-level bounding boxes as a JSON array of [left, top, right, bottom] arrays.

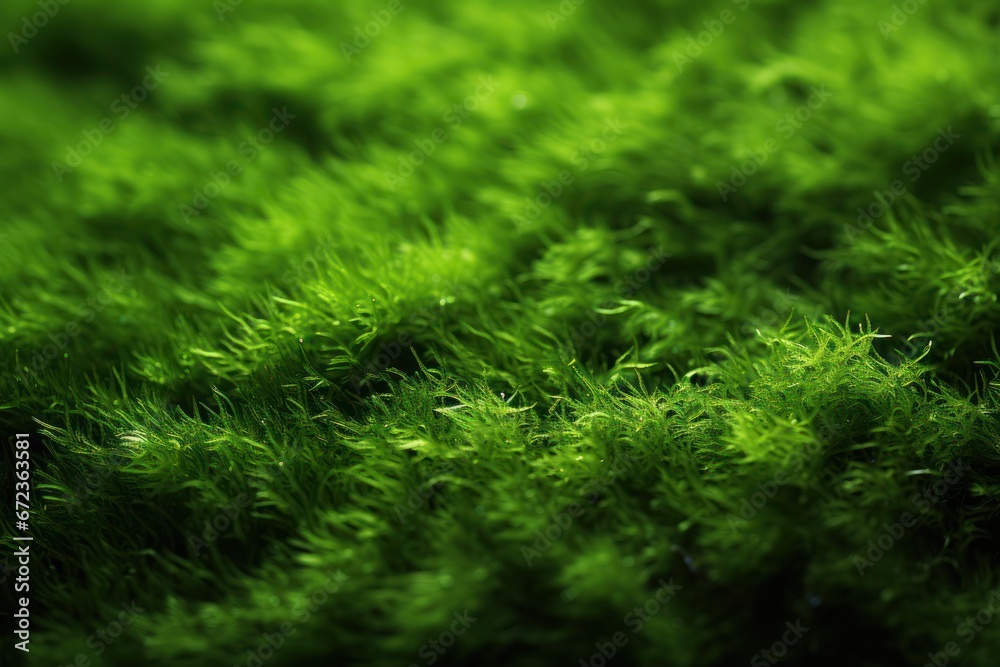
[[1, 0, 999, 665]]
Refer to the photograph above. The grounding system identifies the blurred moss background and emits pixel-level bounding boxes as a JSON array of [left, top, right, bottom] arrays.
[[0, 0, 999, 665]]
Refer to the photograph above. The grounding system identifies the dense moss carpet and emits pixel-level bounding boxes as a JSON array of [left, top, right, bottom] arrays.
[[1, 0, 999, 665]]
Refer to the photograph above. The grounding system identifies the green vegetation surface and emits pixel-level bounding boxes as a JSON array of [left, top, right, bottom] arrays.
[[1, 0, 999, 665]]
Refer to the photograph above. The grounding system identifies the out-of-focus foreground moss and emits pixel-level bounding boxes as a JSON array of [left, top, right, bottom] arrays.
[[1, 0, 999, 665]]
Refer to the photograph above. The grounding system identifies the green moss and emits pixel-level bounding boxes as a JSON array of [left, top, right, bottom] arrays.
[[1, 0, 999, 664]]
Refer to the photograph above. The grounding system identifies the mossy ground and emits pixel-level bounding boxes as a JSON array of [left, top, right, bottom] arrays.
[[1, 0, 999, 665]]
